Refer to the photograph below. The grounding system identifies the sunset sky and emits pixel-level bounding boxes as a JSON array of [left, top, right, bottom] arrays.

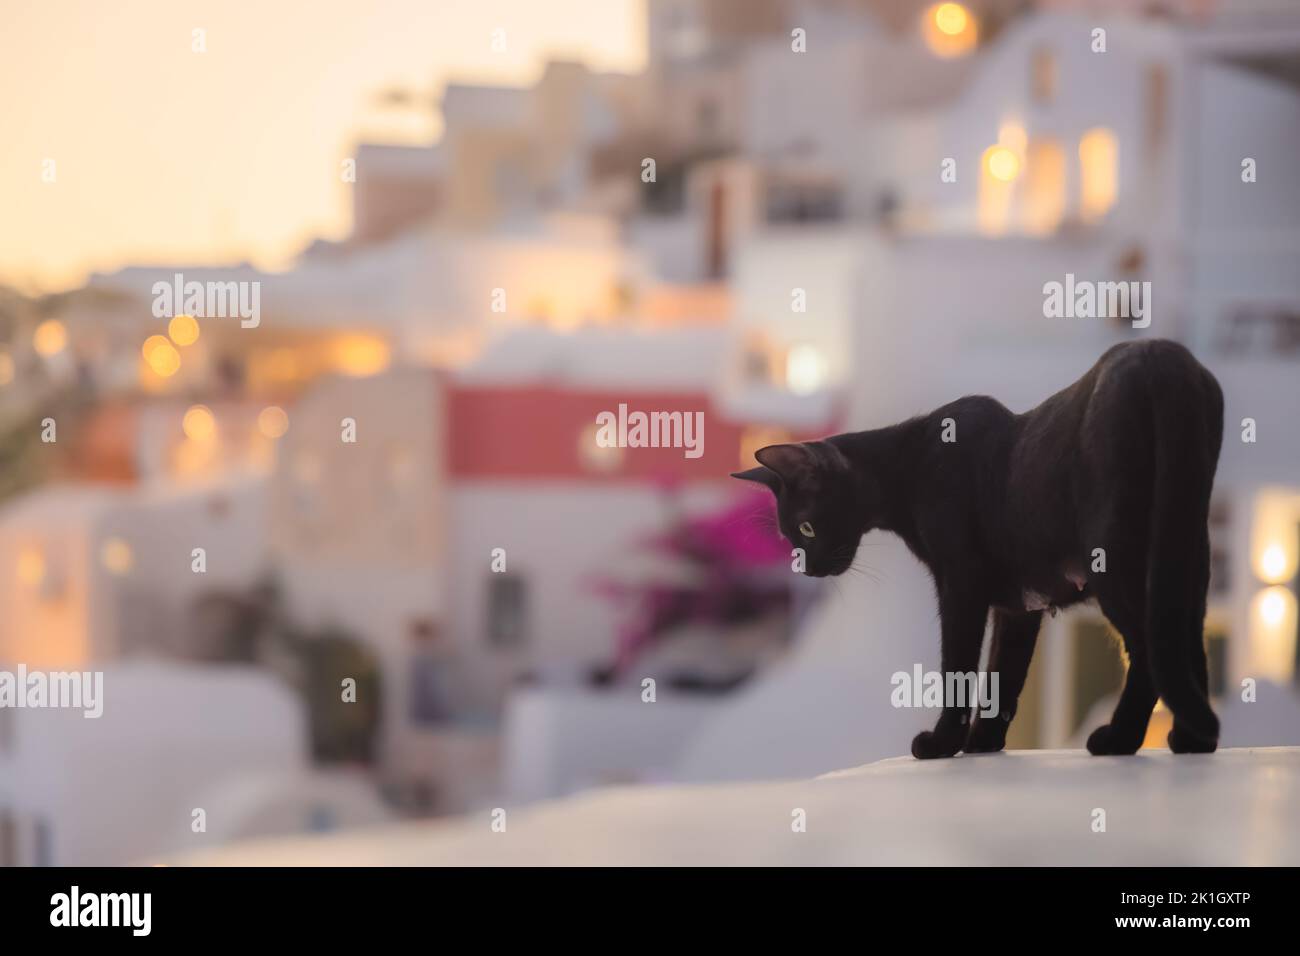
[[0, 0, 645, 293]]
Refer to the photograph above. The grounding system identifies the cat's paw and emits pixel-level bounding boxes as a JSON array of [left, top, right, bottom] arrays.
[[1167, 725, 1217, 754], [1085, 724, 1142, 756], [963, 717, 1008, 754], [911, 729, 962, 760]]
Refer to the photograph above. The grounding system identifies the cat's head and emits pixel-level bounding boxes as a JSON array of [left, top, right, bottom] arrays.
[[731, 441, 864, 578]]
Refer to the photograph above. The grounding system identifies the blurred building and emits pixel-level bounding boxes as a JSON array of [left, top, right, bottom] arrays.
[[3, 0, 1300, 842]]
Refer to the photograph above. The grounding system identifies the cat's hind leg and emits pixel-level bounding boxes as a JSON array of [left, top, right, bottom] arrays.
[[965, 609, 1041, 753], [1086, 582, 1159, 756], [1165, 528, 1217, 754]]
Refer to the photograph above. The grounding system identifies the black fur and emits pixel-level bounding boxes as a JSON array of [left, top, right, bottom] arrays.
[[732, 340, 1223, 759]]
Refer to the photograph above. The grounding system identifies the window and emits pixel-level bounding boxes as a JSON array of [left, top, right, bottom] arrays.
[[1031, 46, 1057, 104], [409, 618, 453, 725], [764, 181, 844, 224], [697, 99, 719, 137], [487, 574, 528, 649], [1144, 64, 1169, 158], [0, 705, 12, 754], [1079, 128, 1119, 223], [34, 819, 51, 866], [1021, 138, 1066, 236], [978, 145, 1018, 236]]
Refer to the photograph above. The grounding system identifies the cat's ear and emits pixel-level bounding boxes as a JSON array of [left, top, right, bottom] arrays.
[[754, 443, 816, 487], [730, 465, 780, 493]]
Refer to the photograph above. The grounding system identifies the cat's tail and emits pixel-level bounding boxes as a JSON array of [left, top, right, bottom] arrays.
[[1143, 343, 1222, 746]]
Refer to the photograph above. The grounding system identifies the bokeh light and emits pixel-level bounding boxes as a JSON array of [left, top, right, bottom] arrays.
[[182, 404, 217, 441]]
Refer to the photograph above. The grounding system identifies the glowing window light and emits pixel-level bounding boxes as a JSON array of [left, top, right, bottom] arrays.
[[1079, 127, 1119, 222], [142, 335, 169, 362], [143, 335, 181, 377], [579, 422, 623, 474], [1259, 544, 1291, 583], [1021, 139, 1067, 236], [934, 3, 968, 35], [168, 314, 200, 347], [984, 145, 1021, 183], [1260, 587, 1288, 628], [922, 3, 978, 58], [258, 406, 289, 439], [1251, 586, 1297, 683], [34, 319, 68, 357], [17, 547, 45, 587], [333, 336, 390, 378], [785, 344, 827, 395], [182, 404, 216, 442], [100, 537, 134, 575]]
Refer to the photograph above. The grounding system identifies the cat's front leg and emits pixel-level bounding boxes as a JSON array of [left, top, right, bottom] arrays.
[[911, 582, 989, 760], [965, 609, 1042, 753]]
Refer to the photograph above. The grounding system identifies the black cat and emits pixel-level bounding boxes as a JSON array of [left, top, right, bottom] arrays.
[[733, 340, 1223, 759]]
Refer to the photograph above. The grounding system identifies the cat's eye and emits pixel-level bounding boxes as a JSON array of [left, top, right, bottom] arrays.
[[798, 521, 816, 538]]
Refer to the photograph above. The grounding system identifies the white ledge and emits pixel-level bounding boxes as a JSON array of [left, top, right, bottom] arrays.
[[179, 746, 1300, 866]]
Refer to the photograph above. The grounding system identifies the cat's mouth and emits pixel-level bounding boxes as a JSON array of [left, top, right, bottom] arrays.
[[806, 559, 853, 578]]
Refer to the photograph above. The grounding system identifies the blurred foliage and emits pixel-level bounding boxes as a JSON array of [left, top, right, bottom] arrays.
[[191, 576, 384, 765], [0, 384, 95, 504]]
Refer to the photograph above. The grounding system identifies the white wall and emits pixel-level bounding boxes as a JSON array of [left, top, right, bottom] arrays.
[[727, 226, 874, 391], [920, 14, 1184, 237], [0, 480, 268, 666], [1193, 61, 1300, 234], [270, 369, 444, 765], [3, 662, 305, 865], [446, 483, 734, 703]]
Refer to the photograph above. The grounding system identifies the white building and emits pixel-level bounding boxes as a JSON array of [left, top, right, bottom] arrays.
[[0, 663, 311, 865], [677, 5, 1300, 779]]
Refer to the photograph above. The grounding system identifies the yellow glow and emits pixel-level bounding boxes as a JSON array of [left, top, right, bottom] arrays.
[[985, 146, 1021, 183], [168, 313, 200, 347], [258, 405, 290, 439], [333, 336, 390, 378], [579, 421, 624, 474], [1251, 491, 1300, 583], [143, 335, 181, 377], [998, 120, 1027, 156], [1260, 544, 1289, 582], [17, 547, 45, 587], [268, 348, 300, 380], [1079, 127, 1119, 223], [979, 143, 1020, 235], [785, 344, 827, 395], [1251, 586, 1297, 682], [0, 6, 647, 293], [1260, 588, 1288, 627], [182, 404, 216, 442], [922, 3, 977, 58], [739, 426, 792, 473], [1021, 139, 1066, 236], [33, 319, 68, 357], [934, 3, 968, 36], [142, 334, 169, 362], [100, 537, 134, 575]]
